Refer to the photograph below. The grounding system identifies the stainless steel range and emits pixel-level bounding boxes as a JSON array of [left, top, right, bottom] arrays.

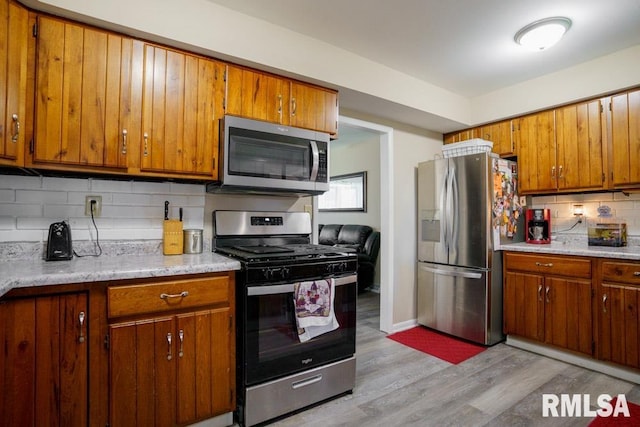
[[213, 210, 357, 427]]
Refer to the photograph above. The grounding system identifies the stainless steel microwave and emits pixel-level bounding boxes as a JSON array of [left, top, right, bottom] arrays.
[[207, 115, 330, 196]]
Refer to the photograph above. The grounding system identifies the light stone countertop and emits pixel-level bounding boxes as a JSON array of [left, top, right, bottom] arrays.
[[499, 236, 640, 261], [0, 252, 241, 298]]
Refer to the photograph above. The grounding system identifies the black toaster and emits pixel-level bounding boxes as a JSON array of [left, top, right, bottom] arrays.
[[46, 221, 73, 261]]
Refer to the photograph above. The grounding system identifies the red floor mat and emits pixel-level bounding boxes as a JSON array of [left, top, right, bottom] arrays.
[[589, 397, 640, 426], [386, 326, 485, 364]]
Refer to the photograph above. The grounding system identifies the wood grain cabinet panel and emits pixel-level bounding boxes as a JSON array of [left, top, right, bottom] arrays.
[[226, 64, 338, 136], [555, 100, 606, 191], [514, 110, 557, 194], [32, 16, 134, 170], [610, 89, 640, 188], [140, 44, 225, 178], [596, 259, 640, 370], [108, 273, 235, 426], [504, 252, 593, 356], [0, 0, 28, 167], [0, 292, 88, 427], [479, 120, 515, 157]]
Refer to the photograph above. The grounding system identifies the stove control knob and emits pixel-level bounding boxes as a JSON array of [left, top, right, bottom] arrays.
[[262, 268, 272, 280], [326, 264, 335, 274], [281, 267, 290, 280]]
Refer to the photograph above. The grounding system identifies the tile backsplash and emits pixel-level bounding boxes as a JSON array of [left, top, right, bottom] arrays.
[[530, 191, 640, 237], [0, 175, 205, 243]]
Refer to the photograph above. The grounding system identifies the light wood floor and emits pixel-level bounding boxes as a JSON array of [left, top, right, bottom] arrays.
[[270, 291, 640, 427]]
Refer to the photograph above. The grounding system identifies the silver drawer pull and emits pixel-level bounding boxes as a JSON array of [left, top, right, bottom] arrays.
[[634, 272, 640, 277], [535, 262, 554, 268], [292, 374, 322, 389], [160, 291, 189, 300]]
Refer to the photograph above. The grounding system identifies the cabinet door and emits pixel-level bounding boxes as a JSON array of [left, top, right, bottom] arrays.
[[290, 81, 338, 135], [503, 271, 544, 341], [598, 282, 640, 369], [556, 100, 605, 191], [0, 293, 88, 427], [226, 66, 290, 125], [33, 16, 132, 169], [544, 277, 592, 355], [176, 307, 234, 425], [515, 110, 556, 193], [610, 89, 640, 188], [109, 317, 176, 427], [0, 0, 28, 166], [480, 121, 514, 157], [140, 44, 223, 178]]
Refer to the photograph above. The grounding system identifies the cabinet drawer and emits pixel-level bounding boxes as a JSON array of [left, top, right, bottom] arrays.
[[108, 275, 230, 318], [504, 252, 591, 278], [601, 261, 640, 285]]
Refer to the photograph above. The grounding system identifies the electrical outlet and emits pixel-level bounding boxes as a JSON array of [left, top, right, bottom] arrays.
[[85, 195, 102, 217]]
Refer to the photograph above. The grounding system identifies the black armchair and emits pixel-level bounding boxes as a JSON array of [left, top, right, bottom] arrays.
[[318, 224, 380, 292]]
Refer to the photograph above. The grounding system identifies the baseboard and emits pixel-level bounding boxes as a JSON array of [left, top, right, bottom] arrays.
[[506, 336, 640, 385], [392, 318, 418, 333]]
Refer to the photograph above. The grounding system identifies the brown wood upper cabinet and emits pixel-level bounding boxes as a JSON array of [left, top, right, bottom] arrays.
[[0, 0, 28, 167], [443, 121, 515, 157], [609, 88, 640, 189], [479, 120, 515, 157], [139, 44, 225, 179], [516, 101, 606, 194], [226, 65, 338, 136], [32, 16, 134, 171]]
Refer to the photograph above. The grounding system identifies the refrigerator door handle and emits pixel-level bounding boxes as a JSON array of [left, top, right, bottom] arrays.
[[440, 166, 449, 250], [419, 265, 483, 280], [450, 166, 459, 250]]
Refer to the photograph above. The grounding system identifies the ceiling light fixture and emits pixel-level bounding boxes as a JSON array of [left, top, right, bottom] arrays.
[[514, 17, 572, 51]]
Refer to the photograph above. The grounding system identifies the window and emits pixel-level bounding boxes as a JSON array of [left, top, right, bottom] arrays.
[[318, 171, 367, 212]]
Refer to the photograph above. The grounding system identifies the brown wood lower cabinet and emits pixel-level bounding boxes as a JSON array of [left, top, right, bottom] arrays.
[[597, 259, 640, 370], [0, 292, 88, 427], [503, 252, 593, 356], [107, 273, 235, 426]]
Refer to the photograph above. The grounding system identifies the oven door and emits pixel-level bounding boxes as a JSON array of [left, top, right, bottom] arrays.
[[242, 273, 356, 386]]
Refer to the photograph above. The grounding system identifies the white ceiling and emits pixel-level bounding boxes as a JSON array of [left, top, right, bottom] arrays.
[[207, 0, 640, 134]]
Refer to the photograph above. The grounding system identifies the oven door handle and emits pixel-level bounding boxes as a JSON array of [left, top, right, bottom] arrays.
[[247, 274, 357, 296]]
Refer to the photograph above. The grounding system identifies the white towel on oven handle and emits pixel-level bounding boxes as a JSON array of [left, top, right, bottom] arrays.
[[293, 278, 339, 342]]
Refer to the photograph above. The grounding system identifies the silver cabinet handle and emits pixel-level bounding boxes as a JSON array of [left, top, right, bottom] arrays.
[[602, 294, 607, 313], [11, 114, 20, 143], [545, 286, 550, 303], [634, 272, 640, 277], [160, 291, 189, 300], [78, 311, 85, 343], [558, 165, 563, 179], [535, 262, 554, 268], [178, 329, 184, 358], [121, 129, 127, 154], [538, 284, 543, 302], [167, 332, 173, 360], [143, 132, 149, 156], [551, 166, 556, 178], [291, 97, 297, 116], [277, 94, 283, 119]]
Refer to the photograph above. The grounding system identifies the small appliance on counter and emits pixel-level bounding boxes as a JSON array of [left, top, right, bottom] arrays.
[[45, 221, 73, 261], [162, 201, 183, 255], [588, 206, 627, 247], [183, 229, 203, 254], [525, 208, 551, 244]]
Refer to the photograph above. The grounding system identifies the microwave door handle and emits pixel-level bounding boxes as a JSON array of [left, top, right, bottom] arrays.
[[309, 140, 320, 181]]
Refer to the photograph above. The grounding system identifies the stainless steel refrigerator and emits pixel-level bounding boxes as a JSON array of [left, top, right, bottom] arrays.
[[417, 152, 523, 345]]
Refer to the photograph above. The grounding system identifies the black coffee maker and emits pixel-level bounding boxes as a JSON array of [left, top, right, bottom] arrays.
[[525, 209, 551, 244]]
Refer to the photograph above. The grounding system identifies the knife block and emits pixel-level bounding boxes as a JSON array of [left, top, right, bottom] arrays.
[[163, 219, 183, 255]]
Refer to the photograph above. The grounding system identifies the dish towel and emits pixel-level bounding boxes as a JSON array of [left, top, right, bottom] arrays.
[[293, 278, 339, 342]]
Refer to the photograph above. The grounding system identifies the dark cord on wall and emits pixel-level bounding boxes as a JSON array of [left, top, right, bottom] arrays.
[[73, 201, 103, 258]]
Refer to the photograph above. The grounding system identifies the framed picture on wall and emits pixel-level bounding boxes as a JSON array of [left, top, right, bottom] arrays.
[[318, 171, 367, 212]]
